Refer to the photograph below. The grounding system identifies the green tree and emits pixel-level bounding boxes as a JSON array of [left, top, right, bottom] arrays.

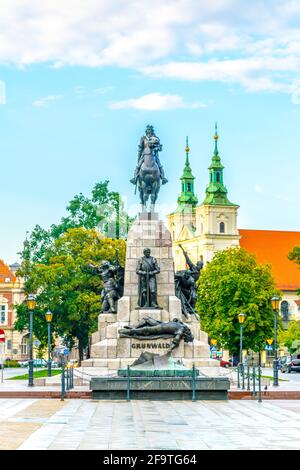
[[288, 246, 300, 300], [288, 246, 300, 266], [196, 247, 278, 355], [20, 180, 133, 264], [15, 228, 126, 363], [278, 320, 300, 354]]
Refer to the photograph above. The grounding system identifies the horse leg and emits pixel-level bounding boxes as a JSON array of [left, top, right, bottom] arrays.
[[139, 184, 147, 212], [150, 181, 160, 213]]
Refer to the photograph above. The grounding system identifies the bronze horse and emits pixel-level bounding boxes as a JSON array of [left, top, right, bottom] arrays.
[[131, 125, 167, 212]]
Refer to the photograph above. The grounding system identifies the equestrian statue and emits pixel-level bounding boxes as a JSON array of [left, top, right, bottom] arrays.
[[130, 125, 167, 212]]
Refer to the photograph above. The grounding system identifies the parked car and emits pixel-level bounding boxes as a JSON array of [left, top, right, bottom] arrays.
[[278, 356, 288, 371], [281, 354, 300, 373], [19, 358, 48, 368], [220, 358, 232, 368]]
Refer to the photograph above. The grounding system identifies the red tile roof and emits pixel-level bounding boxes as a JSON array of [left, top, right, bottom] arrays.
[[239, 230, 300, 291], [0, 259, 16, 284]]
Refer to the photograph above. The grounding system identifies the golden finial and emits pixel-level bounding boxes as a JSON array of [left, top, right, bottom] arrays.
[[214, 122, 218, 141], [185, 136, 190, 154]]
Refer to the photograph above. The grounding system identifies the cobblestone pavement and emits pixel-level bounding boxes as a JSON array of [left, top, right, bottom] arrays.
[[1, 399, 300, 450]]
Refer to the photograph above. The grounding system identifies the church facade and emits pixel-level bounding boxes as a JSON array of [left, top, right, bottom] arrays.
[[167, 126, 300, 327]]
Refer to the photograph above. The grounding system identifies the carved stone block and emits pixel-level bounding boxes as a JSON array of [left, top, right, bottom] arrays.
[[106, 323, 118, 339], [117, 296, 130, 322], [107, 339, 117, 359], [137, 309, 162, 322], [168, 296, 183, 319], [116, 337, 131, 357], [193, 340, 211, 358], [91, 339, 108, 358], [91, 331, 99, 345], [184, 342, 194, 359], [107, 359, 121, 370]]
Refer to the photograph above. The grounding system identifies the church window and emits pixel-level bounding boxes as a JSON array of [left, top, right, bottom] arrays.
[[187, 182, 192, 192], [216, 172, 220, 182], [0, 304, 6, 324], [210, 173, 212, 183], [219, 222, 225, 233], [280, 301, 289, 321]]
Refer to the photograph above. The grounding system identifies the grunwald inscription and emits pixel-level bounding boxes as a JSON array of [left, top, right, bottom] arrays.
[[131, 342, 171, 349]]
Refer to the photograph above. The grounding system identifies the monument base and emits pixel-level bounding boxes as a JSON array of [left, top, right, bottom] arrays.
[[83, 214, 220, 371], [90, 376, 230, 400]]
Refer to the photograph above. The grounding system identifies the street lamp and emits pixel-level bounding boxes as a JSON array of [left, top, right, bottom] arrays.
[[271, 295, 280, 387], [238, 312, 246, 364], [238, 312, 246, 390], [26, 294, 36, 387], [45, 310, 53, 377]]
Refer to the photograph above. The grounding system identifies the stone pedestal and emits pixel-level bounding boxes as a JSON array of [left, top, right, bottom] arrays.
[[83, 214, 217, 369]]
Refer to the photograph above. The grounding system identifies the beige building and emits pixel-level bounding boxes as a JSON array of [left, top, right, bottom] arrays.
[[168, 127, 240, 270], [0, 260, 28, 360], [168, 127, 300, 363]]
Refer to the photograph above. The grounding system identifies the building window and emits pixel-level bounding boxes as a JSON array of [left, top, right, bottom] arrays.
[[21, 335, 29, 355], [0, 305, 7, 324], [216, 172, 220, 182], [280, 301, 289, 321], [219, 222, 225, 233]]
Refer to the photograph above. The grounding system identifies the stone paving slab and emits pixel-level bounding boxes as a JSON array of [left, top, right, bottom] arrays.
[[0, 398, 298, 450], [0, 399, 65, 450]]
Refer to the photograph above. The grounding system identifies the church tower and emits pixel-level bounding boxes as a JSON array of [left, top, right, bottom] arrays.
[[195, 124, 240, 264], [168, 138, 199, 266]]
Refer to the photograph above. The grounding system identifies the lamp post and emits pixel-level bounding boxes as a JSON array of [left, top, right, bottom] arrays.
[[26, 294, 36, 387], [238, 312, 246, 364], [238, 312, 246, 390], [271, 295, 280, 387], [45, 310, 53, 377]]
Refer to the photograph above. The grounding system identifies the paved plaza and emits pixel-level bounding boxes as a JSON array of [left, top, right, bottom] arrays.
[[1, 398, 300, 450]]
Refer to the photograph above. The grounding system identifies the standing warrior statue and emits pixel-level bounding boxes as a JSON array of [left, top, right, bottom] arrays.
[[179, 244, 203, 282], [136, 248, 160, 308], [88, 260, 124, 313], [130, 125, 168, 212], [175, 245, 203, 318]]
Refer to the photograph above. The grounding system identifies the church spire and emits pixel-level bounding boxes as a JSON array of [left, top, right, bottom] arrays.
[[214, 122, 219, 156], [202, 125, 237, 206], [176, 136, 198, 212]]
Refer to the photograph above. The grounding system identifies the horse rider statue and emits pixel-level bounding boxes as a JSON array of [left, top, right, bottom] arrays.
[[130, 125, 168, 212]]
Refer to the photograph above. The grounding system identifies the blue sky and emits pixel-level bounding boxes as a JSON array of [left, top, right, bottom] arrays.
[[0, 0, 300, 263]]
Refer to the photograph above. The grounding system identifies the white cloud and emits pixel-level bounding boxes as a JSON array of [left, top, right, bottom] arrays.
[[0, 1, 300, 96], [94, 86, 113, 95], [142, 56, 300, 92], [32, 95, 62, 108], [109, 92, 206, 110]]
